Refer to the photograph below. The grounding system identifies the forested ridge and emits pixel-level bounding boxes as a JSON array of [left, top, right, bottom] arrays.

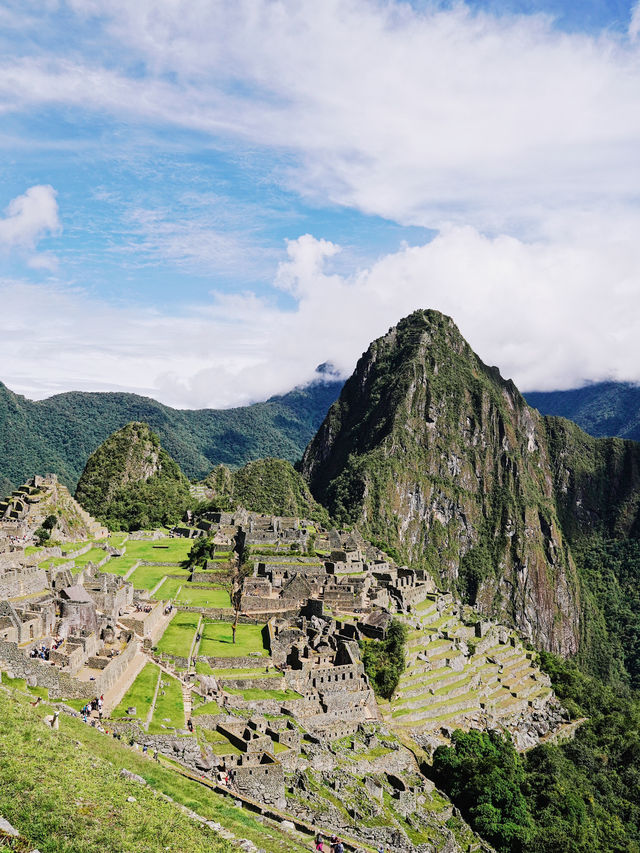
[[0, 377, 342, 496]]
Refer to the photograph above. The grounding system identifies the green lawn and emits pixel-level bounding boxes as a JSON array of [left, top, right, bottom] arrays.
[[195, 659, 216, 675], [212, 667, 280, 678], [224, 688, 302, 701], [175, 587, 231, 608], [151, 576, 184, 600], [192, 699, 222, 716], [123, 538, 194, 563], [199, 621, 267, 658], [104, 554, 140, 575], [129, 564, 190, 591], [156, 612, 200, 658], [149, 673, 184, 733], [74, 547, 108, 567], [111, 662, 160, 722]]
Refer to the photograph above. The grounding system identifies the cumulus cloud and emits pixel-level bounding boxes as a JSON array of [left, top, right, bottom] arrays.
[[4, 217, 640, 408], [0, 185, 60, 252]]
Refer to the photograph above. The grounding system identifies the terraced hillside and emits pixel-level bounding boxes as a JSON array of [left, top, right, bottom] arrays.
[[384, 593, 562, 750]]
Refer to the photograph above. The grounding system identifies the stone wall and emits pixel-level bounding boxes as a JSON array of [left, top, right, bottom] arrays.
[[0, 566, 48, 599], [0, 635, 139, 698], [234, 758, 285, 809]]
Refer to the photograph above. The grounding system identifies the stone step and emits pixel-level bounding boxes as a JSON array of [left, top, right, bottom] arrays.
[[393, 676, 474, 709], [392, 690, 480, 723]]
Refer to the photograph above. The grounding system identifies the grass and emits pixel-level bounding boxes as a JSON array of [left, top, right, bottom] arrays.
[[123, 538, 194, 563], [175, 587, 231, 608], [0, 690, 308, 853], [129, 564, 190, 591], [149, 673, 184, 733], [224, 688, 302, 701], [199, 621, 267, 658], [157, 612, 200, 658], [195, 659, 216, 676], [111, 662, 159, 721], [0, 671, 49, 700], [74, 546, 108, 565], [199, 728, 242, 755], [212, 667, 280, 679], [104, 555, 140, 575], [151, 576, 184, 599], [192, 699, 222, 716]]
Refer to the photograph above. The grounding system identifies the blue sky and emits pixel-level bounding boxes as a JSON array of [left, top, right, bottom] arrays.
[[2, 0, 640, 406]]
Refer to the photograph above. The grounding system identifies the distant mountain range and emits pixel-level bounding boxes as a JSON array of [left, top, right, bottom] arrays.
[[0, 376, 343, 496], [524, 381, 640, 442]]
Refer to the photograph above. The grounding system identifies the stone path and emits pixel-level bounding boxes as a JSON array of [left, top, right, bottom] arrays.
[[122, 560, 142, 580], [182, 684, 192, 727], [145, 668, 163, 731]]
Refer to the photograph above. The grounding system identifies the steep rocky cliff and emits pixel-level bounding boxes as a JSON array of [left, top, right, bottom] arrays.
[[302, 310, 640, 656], [75, 422, 191, 531]]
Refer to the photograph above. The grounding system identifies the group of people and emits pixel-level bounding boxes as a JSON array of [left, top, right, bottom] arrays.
[[81, 694, 104, 721], [29, 638, 63, 660], [316, 834, 344, 853], [134, 603, 153, 613]]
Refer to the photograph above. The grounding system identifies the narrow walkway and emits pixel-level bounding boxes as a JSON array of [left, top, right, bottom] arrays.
[[149, 575, 167, 598], [123, 560, 142, 581], [182, 684, 192, 727], [145, 667, 163, 731], [186, 615, 203, 674], [101, 644, 146, 716]]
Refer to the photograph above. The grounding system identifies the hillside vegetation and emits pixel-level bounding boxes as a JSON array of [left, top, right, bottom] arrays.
[[202, 458, 329, 523], [0, 377, 342, 495], [0, 687, 309, 853], [75, 422, 192, 531], [431, 654, 640, 853], [526, 381, 640, 442]]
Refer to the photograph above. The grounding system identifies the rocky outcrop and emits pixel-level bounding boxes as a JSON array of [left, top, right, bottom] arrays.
[[302, 310, 592, 655]]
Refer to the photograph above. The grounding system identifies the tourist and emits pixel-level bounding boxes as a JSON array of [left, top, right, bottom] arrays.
[[315, 832, 324, 852], [334, 839, 343, 853]]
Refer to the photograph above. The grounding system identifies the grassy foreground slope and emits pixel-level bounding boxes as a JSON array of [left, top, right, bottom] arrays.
[[0, 688, 307, 853]]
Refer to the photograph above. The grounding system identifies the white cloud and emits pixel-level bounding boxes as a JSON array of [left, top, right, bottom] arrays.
[[2, 3, 640, 234], [4, 216, 640, 409], [0, 185, 60, 252]]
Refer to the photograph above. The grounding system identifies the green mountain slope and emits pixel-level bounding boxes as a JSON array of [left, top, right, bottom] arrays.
[[301, 309, 640, 667], [0, 376, 343, 495], [202, 458, 329, 523], [75, 422, 192, 531], [526, 381, 640, 441]]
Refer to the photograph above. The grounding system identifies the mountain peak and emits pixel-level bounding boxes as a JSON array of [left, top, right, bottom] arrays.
[[302, 309, 578, 655]]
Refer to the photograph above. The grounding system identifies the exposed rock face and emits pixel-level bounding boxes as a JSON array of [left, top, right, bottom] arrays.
[[303, 310, 584, 654]]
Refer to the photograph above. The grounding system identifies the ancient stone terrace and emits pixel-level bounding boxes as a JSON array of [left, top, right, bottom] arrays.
[[383, 592, 565, 749]]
